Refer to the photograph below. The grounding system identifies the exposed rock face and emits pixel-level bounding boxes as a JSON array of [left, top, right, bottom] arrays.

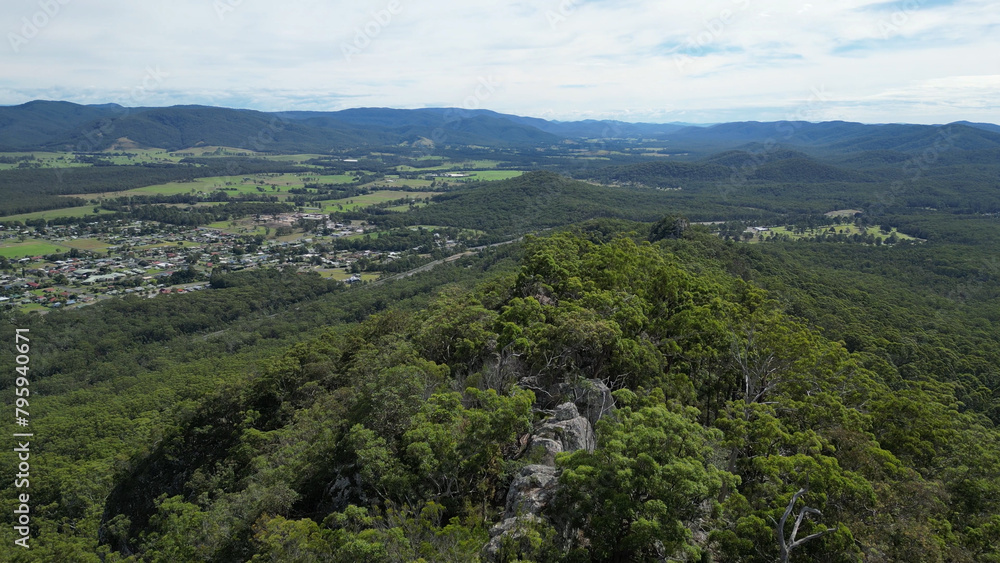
[[484, 402, 599, 560], [503, 464, 559, 521], [484, 465, 560, 560], [527, 437, 563, 466], [559, 378, 615, 426], [482, 514, 546, 561], [533, 402, 596, 456]]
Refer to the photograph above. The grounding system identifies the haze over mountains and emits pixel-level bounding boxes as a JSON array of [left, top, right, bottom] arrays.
[[2, 100, 999, 155]]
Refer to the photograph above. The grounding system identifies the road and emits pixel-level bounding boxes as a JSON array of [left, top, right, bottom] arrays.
[[371, 237, 523, 286]]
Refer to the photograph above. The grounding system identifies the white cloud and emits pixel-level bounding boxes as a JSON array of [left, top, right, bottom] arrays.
[[0, 0, 996, 124]]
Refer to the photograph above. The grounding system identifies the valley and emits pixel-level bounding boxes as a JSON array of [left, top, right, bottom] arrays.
[[1, 104, 999, 562]]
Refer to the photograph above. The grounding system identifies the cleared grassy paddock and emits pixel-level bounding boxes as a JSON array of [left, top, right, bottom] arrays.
[[0, 205, 113, 223], [0, 240, 70, 258], [396, 159, 502, 172], [319, 190, 439, 212], [60, 238, 110, 252], [386, 203, 429, 211], [316, 269, 380, 282], [0, 151, 94, 170], [364, 178, 435, 189], [460, 170, 523, 181], [165, 146, 259, 157], [72, 172, 361, 200], [264, 154, 330, 163], [758, 224, 920, 243]]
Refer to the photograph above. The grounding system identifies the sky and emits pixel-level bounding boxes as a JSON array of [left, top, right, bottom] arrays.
[[0, 0, 998, 124]]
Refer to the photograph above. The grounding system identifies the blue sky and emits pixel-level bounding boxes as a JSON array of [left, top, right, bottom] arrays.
[[0, 0, 997, 124]]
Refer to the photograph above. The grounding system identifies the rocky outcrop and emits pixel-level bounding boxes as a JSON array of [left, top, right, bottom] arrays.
[[559, 378, 615, 427], [502, 464, 559, 521], [529, 402, 596, 464], [483, 402, 599, 560]]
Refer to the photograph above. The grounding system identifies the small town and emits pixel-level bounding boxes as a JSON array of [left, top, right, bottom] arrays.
[[0, 213, 461, 312]]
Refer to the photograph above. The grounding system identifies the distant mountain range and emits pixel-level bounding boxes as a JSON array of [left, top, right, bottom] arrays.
[[1, 100, 999, 155]]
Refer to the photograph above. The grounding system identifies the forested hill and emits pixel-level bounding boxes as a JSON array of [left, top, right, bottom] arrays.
[[107, 227, 1000, 561], [404, 171, 705, 232], [2, 100, 1000, 153], [4, 220, 996, 561]]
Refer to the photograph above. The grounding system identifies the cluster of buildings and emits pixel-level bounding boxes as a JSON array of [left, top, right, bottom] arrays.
[[0, 217, 434, 312]]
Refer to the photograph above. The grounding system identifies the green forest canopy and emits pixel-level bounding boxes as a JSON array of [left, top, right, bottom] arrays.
[[2, 222, 998, 562]]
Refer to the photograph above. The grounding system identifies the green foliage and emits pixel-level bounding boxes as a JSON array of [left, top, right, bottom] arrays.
[[557, 388, 732, 562], [407, 171, 698, 234], [648, 214, 690, 242], [4, 197, 1000, 563], [351, 387, 534, 509], [0, 158, 307, 216]]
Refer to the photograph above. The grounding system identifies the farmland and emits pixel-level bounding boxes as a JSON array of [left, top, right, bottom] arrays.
[[0, 240, 70, 258], [750, 223, 920, 243], [317, 190, 439, 212], [66, 172, 360, 200], [0, 205, 113, 223]]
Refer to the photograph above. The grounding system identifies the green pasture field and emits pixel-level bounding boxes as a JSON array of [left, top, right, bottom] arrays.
[[386, 203, 429, 211], [62, 172, 350, 201], [262, 154, 330, 163], [408, 225, 487, 236], [0, 152, 93, 170], [379, 170, 519, 186], [316, 268, 381, 282], [165, 146, 259, 158], [205, 220, 270, 236], [2, 149, 185, 168], [275, 231, 306, 243], [18, 303, 47, 314], [0, 205, 112, 223], [319, 190, 439, 213], [340, 229, 388, 240], [755, 224, 920, 243], [0, 240, 70, 258], [458, 170, 522, 181], [64, 176, 236, 198], [96, 148, 183, 165], [100, 147, 323, 165], [396, 159, 501, 172], [134, 177, 234, 195], [60, 238, 110, 252], [824, 209, 863, 217], [0, 160, 91, 170], [101, 155, 180, 165], [295, 173, 357, 185], [0, 149, 192, 169], [101, 173, 361, 198], [365, 178, 435, 189]]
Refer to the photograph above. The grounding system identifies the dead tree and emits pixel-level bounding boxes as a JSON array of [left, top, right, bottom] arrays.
[[778, 488, 836, 563]]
